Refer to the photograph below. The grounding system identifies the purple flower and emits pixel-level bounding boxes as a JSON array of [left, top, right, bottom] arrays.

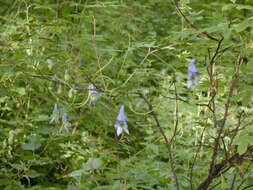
[[50, 104, 60, 124], [114, 106, 129, 136], [89, 83, 98, 103], [62, 113, 71, 132], [187, 58, 200, 88]]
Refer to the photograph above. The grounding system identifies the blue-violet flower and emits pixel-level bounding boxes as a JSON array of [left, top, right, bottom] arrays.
[[62, 113, 71, 132], [89, 83, 98, 103], [50, 104, 60, 124], [114, 105, 129, 136], [187, 58, 200, 88]]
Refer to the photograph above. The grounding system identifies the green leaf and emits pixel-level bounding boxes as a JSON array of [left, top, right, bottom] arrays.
[[39, 127, 58, 135], [234, 135, 253, 154], [21, 136, 42, 151], [32, 114, 49, 122], [85, 158, 103, 170], [233, 19, 253, 33], [14, 87, 26, 95], [11, 163, 25, 170], [67, 169, 85, 177], [237, 141, 248, 155], [236, 5, 253, 10], [26, 169, 41, 178]]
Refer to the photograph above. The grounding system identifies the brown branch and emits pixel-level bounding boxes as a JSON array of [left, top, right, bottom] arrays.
[[209, 37, 224, 66], [197, 145, 253, 190], [227, 111, 244, 151], [170, 0, 219, 41], [210, 56, 242, 168], [169, 82, 179, 144], [229, 173, 237, 190], [25, 73, 108, 93], [197, 56, 243, 190], [138, 92, 180, 190], [189, 126, 207, 190], [162, 95, 214, 113], [209, 182, 221, 190], [242, 185, 253, 190], [235, 164, 252, 190]]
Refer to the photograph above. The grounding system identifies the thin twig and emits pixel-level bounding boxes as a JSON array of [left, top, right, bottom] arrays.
[[229, 172, 237, 190], [140, 44, 176, 65], [227, 111, 244, 151], [209, 37, 224, 65], [208, 181, 221, 190], [25, 73, 108, 93], [189, 126, 207, 190], [221, 136, 229, 160], [242, 185, 253, 190], [169, 81, 179, 144], [170, 0, 219, 41], [199, 145, 253, 190], [138, 92, 180, 190], [209, 56, 242, 171], [162, 94, 215, 113], [197, 56, 243, 190], [235, 164, 251, 190]]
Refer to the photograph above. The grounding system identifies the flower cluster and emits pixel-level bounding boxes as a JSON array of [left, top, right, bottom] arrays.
[[49, 59, 201, 137], [88, 83, 129, 136], [50, 84, 130, 136], [49, 104, 71, 132], [187, 58, 200, 88]]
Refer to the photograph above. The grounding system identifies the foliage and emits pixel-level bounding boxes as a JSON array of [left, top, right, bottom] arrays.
[[0, 0, 253, 190]]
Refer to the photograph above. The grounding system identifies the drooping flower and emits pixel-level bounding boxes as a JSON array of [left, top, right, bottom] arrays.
[[114, 105, 129, 136], [88, 83, 98, 103], [187, 58, 200, 88], [50, 104, 60, 124], [62, 113, 71, 132]]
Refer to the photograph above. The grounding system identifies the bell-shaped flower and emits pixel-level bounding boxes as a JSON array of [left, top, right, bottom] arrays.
[[187, 58, 200, 88], [62, 113, 71, 132], [114, 105, 129, 136], [88, 83, 98, 103], [50, 104, 60, 124]]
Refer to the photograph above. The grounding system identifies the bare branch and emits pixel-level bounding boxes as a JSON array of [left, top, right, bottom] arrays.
[[170, 0, 219, 41], [25, 73, 107, 93], [197, 56, 243, 190], [189, 126, 207, 190], [138, 91, 180, 190]]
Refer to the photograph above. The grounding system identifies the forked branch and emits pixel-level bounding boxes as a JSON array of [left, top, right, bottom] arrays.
[[170, 0, 219, 41]]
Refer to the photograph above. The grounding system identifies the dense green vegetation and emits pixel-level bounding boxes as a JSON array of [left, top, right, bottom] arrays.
[[0, 0, 253, 189]]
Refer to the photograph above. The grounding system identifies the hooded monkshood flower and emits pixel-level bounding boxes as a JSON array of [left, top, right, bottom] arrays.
[[50, 104, 60, 124], [114, 105, 129, 136], [187, 58, 200, 88], [88, 83, 98, 103], [62, 113, 71, 132]]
